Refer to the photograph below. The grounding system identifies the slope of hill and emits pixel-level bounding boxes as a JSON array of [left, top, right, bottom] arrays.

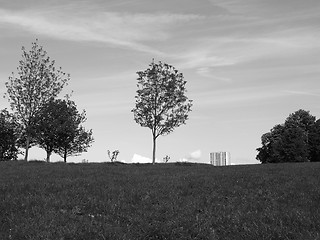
[[1, 161, 319, 239]]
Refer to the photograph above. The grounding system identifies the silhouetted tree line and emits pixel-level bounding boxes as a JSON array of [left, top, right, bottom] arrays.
[[1, 40, 93, 162], [257, 109, 320, 163]]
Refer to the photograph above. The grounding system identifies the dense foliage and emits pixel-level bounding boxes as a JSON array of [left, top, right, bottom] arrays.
[[309, 120, 320, 162], [256, 109, 320, 163], [0, 110, 20, 161], [1, 161, 319, 239], [34, 98, 94, 162], [1, 40, 93, 162], [132, 60, 193, 164], [4, 40, 69, 161]]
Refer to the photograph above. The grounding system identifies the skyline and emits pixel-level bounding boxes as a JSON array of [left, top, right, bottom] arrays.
[[0, 0, 319, 164]]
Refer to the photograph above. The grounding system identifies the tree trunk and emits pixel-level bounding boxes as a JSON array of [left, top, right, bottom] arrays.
[[24, 135, 30, 161], [63, 148, 67, 163], [46, 151, 51, 163], [152, 135, 156, 164]]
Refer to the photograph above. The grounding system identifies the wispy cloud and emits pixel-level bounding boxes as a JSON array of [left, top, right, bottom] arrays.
[[0, 7, 202, 54], [210, 0, 320, 18], [283, 90, 320, 97], [168, 32, 319, 81], [196, 67, 232, 82], [195, 86, 290, 108]]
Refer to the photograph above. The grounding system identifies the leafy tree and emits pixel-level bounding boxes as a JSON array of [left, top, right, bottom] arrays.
[[309, 120, 320, 162], [256, 124, 285, 163], [274, 126, 309, 163], [43, 99, 94, 163], [257, 109, 316, 163], [284, 109, 316, 158], [4, 40, 69, 161], [34, 98, 67, 162], [56, 126, 93, 163], [284, 109, 316, 133], [132, 60, 192, 164], [0, 109, 20, 161]]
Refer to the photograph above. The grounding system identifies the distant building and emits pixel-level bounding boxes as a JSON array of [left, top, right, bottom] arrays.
[[210, 152, 231, 166]]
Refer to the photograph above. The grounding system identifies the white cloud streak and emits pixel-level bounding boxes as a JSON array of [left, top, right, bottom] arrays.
[[171, 32, 320, 81], [1, 1, 318, 81], [282, 90, 320, 97], [210, 0, 320, 19], [195, 87, 290, 108], [0, 7, 202, 54], [161, 0, 320, 77]]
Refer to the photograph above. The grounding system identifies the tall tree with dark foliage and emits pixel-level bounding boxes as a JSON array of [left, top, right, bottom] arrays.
[[35, 98, 93, 162], [132, 60, 192, 164], [4, 40, 69, 161]]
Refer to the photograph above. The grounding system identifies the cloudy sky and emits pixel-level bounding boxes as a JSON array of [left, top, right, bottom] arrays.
[[0, 0, 319, 164]]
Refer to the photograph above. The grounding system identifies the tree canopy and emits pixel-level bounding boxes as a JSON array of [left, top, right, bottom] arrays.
[[256, 109, 320, 163], [34, 98, 94, 162], [132, 60, 192, 164], [4, 40, 69, 161], [309, 119, 320, 162], [0, 109, 20, 161]]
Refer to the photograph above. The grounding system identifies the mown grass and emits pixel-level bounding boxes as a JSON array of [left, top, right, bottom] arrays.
[[0, 161, 320, 240]]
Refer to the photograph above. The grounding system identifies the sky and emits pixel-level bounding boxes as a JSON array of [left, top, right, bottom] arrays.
[[0, 0, 319, 164]]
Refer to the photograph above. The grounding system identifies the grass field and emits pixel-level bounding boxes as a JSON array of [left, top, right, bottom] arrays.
[[0, 161, 320, 240]]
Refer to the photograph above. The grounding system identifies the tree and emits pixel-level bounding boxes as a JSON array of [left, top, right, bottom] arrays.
[[274, 126, 309, 163], [56, 126, 93, 163], [132, 60, 192, 164], [45, 99, 94, 162], [309, 120, 320, 162], [4, 40, 69, 161], [284, 109, 316, 158], [256, 124, 285, 163], [34, 98, 68, 162], [256, 109, 316, 163], [284, 109, 316, 133], [0, 109, 20, 161]]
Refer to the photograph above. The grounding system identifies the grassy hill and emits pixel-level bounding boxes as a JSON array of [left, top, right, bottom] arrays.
[[0, 161, 319, 239]]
